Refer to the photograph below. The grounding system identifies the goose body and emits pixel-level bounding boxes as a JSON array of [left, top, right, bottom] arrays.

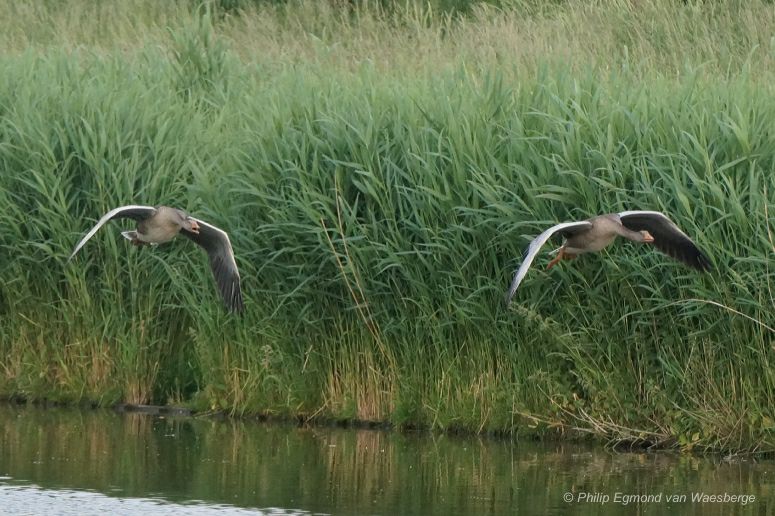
[[505, 210, 711, 306], [69, 205, 244, 314]]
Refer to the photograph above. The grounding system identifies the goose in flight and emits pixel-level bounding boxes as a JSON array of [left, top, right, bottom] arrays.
[[505, 211, 711, 306], [69, 205, 244, 314]]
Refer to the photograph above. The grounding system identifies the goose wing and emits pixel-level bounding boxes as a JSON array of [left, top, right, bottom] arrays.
[[618, 211, 711, 271], [180, 218, 244, 314], [69, 205, 157, 260], [505, 221, 593, 306]]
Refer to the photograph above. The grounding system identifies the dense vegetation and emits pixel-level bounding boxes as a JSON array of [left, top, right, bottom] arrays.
[[0, 0, 773, 453]]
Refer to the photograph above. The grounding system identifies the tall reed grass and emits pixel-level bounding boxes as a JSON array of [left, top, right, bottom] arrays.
[[0, 0, 774, 452]]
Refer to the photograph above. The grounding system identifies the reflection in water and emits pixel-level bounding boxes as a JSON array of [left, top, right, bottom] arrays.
[[0, 404, 773, 515]]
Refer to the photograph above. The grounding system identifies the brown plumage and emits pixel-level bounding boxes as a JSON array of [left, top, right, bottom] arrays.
[[505, 210, 711, 306], [69, 205, 244, 314]]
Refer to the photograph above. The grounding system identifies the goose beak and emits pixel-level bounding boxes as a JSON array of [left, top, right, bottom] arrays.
[[642, 231, 655, 243], [189, 220, 200, 234]]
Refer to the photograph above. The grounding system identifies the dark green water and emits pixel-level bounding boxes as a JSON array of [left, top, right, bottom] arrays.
[[0, 404, 772, 515]]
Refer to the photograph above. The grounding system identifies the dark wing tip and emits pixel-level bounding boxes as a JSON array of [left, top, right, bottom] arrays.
[[210, 256, 244, 315], [228, 283, 245, 314], [693, 251, 713, 272], [675, 243, 713, 273], [685, 252, 713, 272], [652, 239, 713, 272]]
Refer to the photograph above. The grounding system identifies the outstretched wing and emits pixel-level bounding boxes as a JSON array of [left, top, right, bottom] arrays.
[[69, 205, 156, 260], [505, 221, 593, 306], [180, 218, 244, 314], [618, 211, 711, 271]]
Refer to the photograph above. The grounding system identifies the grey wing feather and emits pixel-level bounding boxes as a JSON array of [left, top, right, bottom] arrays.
[[505, 221, 592, 306], [617, 211, 711, 271], [180, 218, 244, 314], [69, 205, 156, 260]]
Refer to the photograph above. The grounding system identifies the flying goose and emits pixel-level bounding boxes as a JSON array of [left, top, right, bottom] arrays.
[[505, 210, 711, 306], [69, 205, 244, 314]]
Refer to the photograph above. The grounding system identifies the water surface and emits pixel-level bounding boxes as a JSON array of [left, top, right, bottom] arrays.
[[0, 404, 772, 514]]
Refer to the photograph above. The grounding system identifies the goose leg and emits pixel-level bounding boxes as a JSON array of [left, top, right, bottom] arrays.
[[546, 248, 566, 270]]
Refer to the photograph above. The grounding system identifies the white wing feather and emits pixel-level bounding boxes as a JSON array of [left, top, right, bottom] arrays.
[[617, 210, 666, 218], [68, 205, 156, 260], [505, 221, 592, 306]]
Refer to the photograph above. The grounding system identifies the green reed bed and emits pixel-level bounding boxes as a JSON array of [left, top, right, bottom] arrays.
[[0, 0, 774, 452]]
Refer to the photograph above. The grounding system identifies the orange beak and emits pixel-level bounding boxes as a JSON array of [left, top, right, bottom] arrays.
[[642, 231, 655, 243], [189, 220, 200, 234]]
